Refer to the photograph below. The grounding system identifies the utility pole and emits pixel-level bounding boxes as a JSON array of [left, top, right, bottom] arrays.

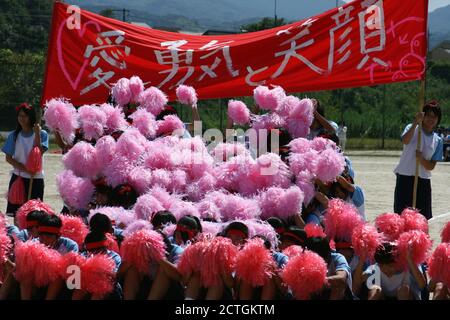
[[112, 8, 130, 22], [274, 0, 278, 26]]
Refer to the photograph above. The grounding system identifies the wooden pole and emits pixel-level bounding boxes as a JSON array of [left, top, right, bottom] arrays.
[[412, 80, 426, 208]]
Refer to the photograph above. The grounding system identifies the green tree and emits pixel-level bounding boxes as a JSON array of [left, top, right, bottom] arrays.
[[241, 17, 287, 32]]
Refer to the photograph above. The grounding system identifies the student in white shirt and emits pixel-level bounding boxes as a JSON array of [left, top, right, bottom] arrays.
[[393, 101, 443, 219], [2, 103, 49, 220]]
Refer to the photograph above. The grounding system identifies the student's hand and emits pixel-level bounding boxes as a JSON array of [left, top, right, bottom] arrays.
[[33, 123, 41, 135], [414, 112, 424, 125]]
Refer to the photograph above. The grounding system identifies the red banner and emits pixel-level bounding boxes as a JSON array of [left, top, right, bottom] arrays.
[[41, 0, 428, 105]]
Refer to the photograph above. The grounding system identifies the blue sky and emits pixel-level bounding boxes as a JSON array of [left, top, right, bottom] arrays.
[[343, 0, 450, 11]]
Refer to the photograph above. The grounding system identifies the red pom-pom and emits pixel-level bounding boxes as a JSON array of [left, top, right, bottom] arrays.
[[397, 230, 432, 269], [351, 224, 384, 263], [177, 240, 208, 276], [401, 208, 428, 233], [441, 222, 450, 243], [200, 237, 238, 287], [281, 250, 328, 300], [16, 200, 55, 230], [282, 245, 304, 258], [0, 229, 12, 264], [26, 146, 42, 174], [60, 215, 89, 247], [14, 241, 64, 287], [234, 238, 276, 287], [323, 199, 363, 241], [428, 243, 450, 286], [304, 224, 326, 239], [8, 176, 26, 205], [105, 233, 120, 253], [375, 212, 405, 241], [81, 253, 116, 297], [120, 229, 165, 274]]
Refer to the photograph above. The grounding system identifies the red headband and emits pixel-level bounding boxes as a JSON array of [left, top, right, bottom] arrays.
[[38, 226, 61, 234], [335, 242, 353, 249], [283, 232, 305, 245], [26, 220, 39, 228], [85, 240, 108, 250], [226, 229, 247, 239], [175, 225, 196, 240], [275, 227, 286, 234], [16, 103, 32, 112], [117, 185, 133, 195]]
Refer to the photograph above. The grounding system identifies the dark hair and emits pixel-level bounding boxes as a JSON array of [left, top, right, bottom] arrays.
[[26, 210, 48, 225], [280, 226, 307, 246], [223, 221, 249, 238], [374, 242, 397, 265], [156, 105, 178, 121], [15, 103, 37, 141], [312, 99, 325, 117], [39, 214, 62, 229], [151, 211, 177, 229], [423, 100, 441, 125], [84, 231, 107, 244], [178, 215, 202, 232], [305, 236, 331, 263], [89, 213, 113, 234], [111, 184, 138, 209], [266, 217, 286, 234]]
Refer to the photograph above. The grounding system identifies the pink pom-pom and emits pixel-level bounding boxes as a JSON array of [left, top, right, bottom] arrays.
[[277, 95, 298, 118], [156, 115, 184, 136], [176, 85, 198, 107], [133, 194, 164, 221], [57, 170, 94, 209], [167, 169, 188, 193], [146, 186, 178, 210], [351, 224, 384, 263], [235, 238, 276, 287], [259, 186, 304, 220], [375, 213, 405, 241], [311, 137, 337, 152], [218, 194, 261, 221], [397, 230, 432, 268], [428, 243, 450, 285], [127, 166, 153, 195], [178, 241, 207, 276], [201, 221, 224, 236], [63, 141, 101, 179], [60, 215, 89, 247], [253, 85, 285, 111], [122, 220, 153, 238], [282, 245, 304, 258], [228, 100, 250, 125], [244, 219, 279, 250], [130, 108, 157, 139], [115, 128, 148, 162], [441, 222, 450, 243], [281, 250, 328, 300], [201, 237, 238, 287], [100, 103, 128, 133], [95, 135, 116, 164], [111, 78, 132, 106], [150, 169, 172, 190], [0, 229, 12, 264], [196, 199, 222, 222], [16, 200, 55, 230], [169, 200, 200, 221], [286, 99, 314, 138], [251, 113, 286, 132], [288, 138, 311, 154], [14, 241, 64, 287], [304, 224, 326, 238], [138, 86, 168, 116], [323, 199, 363, 242], [78, 105, 107, 141], [103, 155, 134, 188], [162, 223, 176, 238], [129, 76, 144, 102], [315, 148, 345, 183], [187, 173, 218, 202], [120, 229, 166, 274], [44, 98, 79, 143], [401, 208, 428, 233], [295, 172, 315, 205], [211, 143, 248, 162], [81, 253, 116, 297]]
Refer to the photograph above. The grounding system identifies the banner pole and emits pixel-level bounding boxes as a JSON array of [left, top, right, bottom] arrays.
[[412, 79, 426, 208]]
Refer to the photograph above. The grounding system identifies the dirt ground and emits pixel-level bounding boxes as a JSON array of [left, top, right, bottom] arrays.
[[1, 153, 449, 245]]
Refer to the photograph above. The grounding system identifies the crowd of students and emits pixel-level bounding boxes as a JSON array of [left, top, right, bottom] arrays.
[[0, 79, 448, 300]]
